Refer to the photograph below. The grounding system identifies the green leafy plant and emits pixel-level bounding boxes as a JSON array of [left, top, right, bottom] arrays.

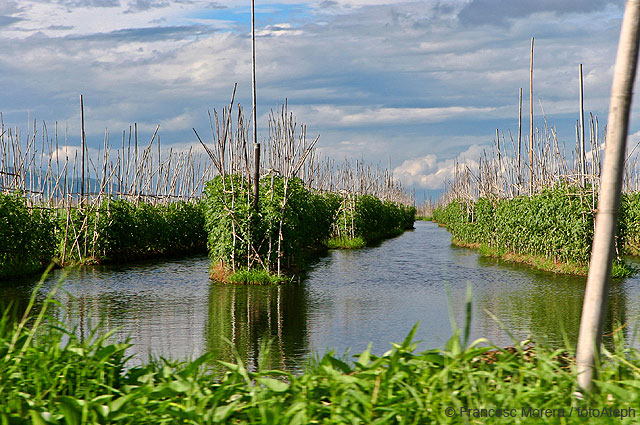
[[0, 193, 55, 278], [433, 186, 635, 277]]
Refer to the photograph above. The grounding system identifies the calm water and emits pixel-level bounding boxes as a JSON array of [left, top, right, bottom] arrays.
[[2, 221, 640, 371]]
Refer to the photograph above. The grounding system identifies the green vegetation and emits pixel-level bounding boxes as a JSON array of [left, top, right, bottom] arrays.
[[433, 187, 636, 277], [1, 182, 414, 281], [0, 193, 56, 278], [326, 236, 366, 249], [3, 286, 640, 424], [204, 175, 415, 282], [0, 194, 206, 279], [333, 194, 416, 245], [57, 199, 206, 264], [204, 175, 337, 277], [227, 268, 291, 285], [415, 215, 432, 221]]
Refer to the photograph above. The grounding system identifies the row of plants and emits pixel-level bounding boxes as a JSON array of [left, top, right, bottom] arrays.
[[0, 192, 206, 278], [0, 194, 56, 279], [204, 175, 416, 280], [59, 199, 206, 264], [2, 176, 414, 280], [431, 186, 639, 276], [332, 194, 416, 246], [2, 288, 638, 424]]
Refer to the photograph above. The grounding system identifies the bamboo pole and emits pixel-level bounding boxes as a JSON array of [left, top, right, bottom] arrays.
[[518, 87, 522, 194], [529, 37, 534, 195], [576, 0, 640, 394], [80, 95, 86, 204], [251, 0, 260, 211], [579, 64, 586, 187]]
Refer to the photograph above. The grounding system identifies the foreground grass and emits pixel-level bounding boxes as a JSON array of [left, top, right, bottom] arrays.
[[3, 285, 640, 424]]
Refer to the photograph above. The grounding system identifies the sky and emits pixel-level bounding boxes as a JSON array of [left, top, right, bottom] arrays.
[[0, 0, 631, 199]]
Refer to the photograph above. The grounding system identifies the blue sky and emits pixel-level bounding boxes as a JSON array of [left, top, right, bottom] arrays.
[[0, 0, 632, 196]]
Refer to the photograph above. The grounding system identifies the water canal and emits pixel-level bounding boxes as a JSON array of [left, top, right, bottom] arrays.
[[2, 221, 639, 371]]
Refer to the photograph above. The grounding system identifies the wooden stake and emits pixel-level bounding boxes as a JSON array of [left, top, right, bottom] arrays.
[[576, 0, 640, 394], [518, 87, 522, 193], [253, 143, 260, 211]]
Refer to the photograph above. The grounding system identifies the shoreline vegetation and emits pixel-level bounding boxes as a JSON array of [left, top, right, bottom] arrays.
[[0, 101, 415, 283], [415, 84, 640, 278], [430, 188, 639, 278], [2, 286, 640, 424]]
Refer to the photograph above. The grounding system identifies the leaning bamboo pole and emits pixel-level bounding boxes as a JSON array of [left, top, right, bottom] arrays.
[[576, 0, 640, 394]]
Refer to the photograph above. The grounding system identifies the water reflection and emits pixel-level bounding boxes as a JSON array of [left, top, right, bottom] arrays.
[[206, 284, 309, 372], [1, 221, 640, 369], [468, 255, 630, 348]]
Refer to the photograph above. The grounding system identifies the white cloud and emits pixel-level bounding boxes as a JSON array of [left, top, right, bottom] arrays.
[[0, 0, 630, 201], [393, 145, 485, 189]]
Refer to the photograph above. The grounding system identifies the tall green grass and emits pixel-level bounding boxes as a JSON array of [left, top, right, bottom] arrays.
[[3, 280, 640, 424]]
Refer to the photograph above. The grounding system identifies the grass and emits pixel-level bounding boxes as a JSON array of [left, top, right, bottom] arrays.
[[4, 291, 640, 424], [5, 276, 640, 424], [326, 236, 367, 249], [208, 265, 292, 285]]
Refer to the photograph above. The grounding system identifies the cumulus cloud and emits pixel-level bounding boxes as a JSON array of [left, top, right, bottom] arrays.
[[0, 0, 630, 200], [393, 145, 485, 189], [457, 0, 623, 26]]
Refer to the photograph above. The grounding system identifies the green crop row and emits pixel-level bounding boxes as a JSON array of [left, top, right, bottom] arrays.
[[0, 193, 206, 278], [0, 193, 56, 279], [333, 194, 416, 244], [2, 179, 413, 279], [204, 175, 338, 273], [2, 289, 639, 424], [58, 199, 206, 264], [204, 175, 415, 276], [432, 187, 640, 275]]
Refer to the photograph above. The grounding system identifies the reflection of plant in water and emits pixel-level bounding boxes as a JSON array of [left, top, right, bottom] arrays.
[[471, 269, 628, 349], [206, 283, 309, 373]]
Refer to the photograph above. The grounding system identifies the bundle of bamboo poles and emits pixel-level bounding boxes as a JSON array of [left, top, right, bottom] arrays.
[[1, 98, 413, 218], [0, 117, 217, 209], [435, 108, 640, 208]]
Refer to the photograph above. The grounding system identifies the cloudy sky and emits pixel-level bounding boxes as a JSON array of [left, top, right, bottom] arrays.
[[0, 0, 630, 197]]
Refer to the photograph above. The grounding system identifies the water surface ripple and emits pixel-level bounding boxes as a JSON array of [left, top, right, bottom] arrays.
[[2, 221, 640, 370]]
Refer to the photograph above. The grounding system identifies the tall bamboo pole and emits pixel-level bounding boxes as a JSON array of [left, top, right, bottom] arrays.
[[251, 0, 260, 211], [80, 95, 86, 204], [518, 87, 522, 193], [529, 37, 534, 195], [576, 0, 640, 394], [579, 64, 586, 187]]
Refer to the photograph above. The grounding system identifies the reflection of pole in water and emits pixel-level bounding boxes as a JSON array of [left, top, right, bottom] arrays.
[[277, 286, 283, 343], [277, 285, 285, 370], [267, 292, 272, 332], [231, 286, 236, 345]]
